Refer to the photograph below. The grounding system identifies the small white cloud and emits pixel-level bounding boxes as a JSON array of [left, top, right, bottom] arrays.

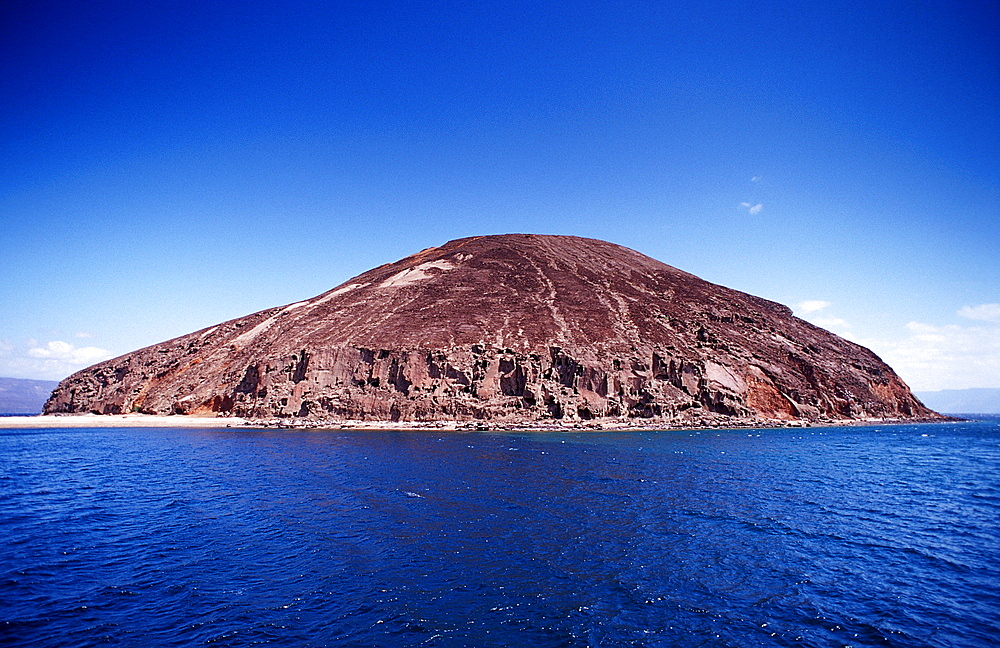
[[865, 321, 1000, 391], [796, 300, 831, 314], [958, 303, 1000, 323], [905, 321, 944, 336], [751, 176, 762, 182], [794, 302, 852, 335], [738, 202, 764, 215], [74, 331, 93, 339], [28, 340, 111, 365], [0, 340, 114, 380], [813, 317, 851, 330]]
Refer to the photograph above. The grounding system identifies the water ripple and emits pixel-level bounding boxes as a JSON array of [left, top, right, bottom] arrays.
[[0, 421, 997, 647]]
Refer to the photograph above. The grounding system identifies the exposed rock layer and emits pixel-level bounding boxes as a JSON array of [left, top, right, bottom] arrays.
[[46, 234, 939, 424]]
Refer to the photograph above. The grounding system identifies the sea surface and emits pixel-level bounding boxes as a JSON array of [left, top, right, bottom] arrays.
[[1, 419, 997, 647]]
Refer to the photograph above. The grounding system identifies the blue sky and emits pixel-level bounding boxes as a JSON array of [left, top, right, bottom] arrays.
[[1, 0, 997, 390]]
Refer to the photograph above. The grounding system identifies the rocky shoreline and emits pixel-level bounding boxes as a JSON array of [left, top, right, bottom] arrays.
[[0, 412, 955, 431], [243, 414, 956, 431]]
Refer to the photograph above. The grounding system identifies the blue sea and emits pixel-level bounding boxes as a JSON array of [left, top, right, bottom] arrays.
[[1, 419, 998, 647]]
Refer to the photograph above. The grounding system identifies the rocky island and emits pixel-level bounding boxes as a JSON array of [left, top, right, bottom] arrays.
[[45, 234, 940, 427]]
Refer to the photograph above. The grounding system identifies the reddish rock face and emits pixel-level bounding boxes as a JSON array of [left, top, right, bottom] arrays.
[[45, 234, 939, 424]]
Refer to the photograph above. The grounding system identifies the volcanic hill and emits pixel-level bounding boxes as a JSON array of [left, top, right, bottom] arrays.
[[46, 234, 938, 425]]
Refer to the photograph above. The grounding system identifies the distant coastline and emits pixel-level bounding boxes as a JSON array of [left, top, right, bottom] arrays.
[[915, 388, 1000, 415], [0, 377, 60, 415]]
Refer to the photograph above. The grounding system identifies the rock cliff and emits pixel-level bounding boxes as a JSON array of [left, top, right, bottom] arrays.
[[45, 234, 939, 425]]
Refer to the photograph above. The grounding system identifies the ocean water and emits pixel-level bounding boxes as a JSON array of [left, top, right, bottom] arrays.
[[1, 420, 997, 648]]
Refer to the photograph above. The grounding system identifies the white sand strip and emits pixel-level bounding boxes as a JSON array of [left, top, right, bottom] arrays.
[[0, 414, 248, 429]]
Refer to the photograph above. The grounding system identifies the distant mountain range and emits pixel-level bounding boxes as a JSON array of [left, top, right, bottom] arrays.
[[0, 377, 60, 415], [915, 389, 1000, 415]]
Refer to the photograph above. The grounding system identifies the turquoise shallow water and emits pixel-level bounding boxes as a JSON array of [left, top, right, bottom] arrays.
[[1, 419, 998, 647]]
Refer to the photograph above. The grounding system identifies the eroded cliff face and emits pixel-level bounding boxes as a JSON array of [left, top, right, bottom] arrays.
[[45, 234, 938, 424]]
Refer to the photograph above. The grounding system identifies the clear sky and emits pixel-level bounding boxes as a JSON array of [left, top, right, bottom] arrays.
[[1, 0, 997, 391]]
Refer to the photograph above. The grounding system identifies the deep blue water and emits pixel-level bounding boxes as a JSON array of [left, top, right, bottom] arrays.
[[1, 420, 998, 648]]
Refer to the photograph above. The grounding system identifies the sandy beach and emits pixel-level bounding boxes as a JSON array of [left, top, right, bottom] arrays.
[[0, 414, 249, 429], [0, 414, 560, 431], [0, 414, 472, 431]]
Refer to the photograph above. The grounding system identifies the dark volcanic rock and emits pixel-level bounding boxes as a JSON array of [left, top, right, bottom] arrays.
[[45, 234, 939, 425]]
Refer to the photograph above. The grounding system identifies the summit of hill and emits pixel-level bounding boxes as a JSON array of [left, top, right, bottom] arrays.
[[46, 234, 938, 426]]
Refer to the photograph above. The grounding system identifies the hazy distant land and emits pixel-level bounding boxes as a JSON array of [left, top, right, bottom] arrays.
[[0, 377, 60, 415], [915, 389, 1000, 415]]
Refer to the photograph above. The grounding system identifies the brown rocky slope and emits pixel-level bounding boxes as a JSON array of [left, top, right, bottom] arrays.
[[45, 234, 940, 425]]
